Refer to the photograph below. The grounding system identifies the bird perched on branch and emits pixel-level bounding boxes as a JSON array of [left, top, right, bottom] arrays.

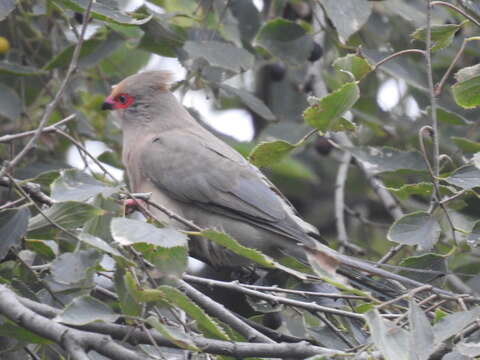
[[100, 71, 432, 291]]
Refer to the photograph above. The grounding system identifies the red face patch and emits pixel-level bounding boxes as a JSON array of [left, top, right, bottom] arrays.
[[112, 93, 135, 109]]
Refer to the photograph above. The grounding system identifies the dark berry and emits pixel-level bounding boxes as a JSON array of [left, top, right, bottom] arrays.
[[266, 63, 286, 82], [308, 42, 323, 62]]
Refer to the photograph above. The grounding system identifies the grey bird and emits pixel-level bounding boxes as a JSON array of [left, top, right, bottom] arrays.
[[101, 71, 430, 289]]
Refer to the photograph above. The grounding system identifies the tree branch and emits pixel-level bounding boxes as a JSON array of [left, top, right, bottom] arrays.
[[17, 293, 346, 358]]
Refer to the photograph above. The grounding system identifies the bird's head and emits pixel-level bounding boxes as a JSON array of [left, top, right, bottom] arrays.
[[101, 70, 173, 112]]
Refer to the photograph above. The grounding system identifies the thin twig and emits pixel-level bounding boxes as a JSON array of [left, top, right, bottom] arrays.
[[435, 38, 467, 96], [335, 151, 353, 252], [0, 0, 93, 177], [175, 279, 276, 343], [431, 1, 480, 27], [183, 274, 365, 320], [0, 114, 76, 143], [374, 49, 425, 69]]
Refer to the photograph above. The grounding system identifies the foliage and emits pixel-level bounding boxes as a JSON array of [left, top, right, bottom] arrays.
[[2, 0, 480, 359]]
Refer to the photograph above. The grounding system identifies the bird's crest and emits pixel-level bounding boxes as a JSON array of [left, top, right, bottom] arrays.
[[110, 70, 173, 98]]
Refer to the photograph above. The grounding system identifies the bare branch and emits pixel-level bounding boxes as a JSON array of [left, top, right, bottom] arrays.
[[175, 279, 276, 343], [0, 114, 76, 144], [0, 285, 145, 360]]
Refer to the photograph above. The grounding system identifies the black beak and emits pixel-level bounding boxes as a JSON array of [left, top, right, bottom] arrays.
[[101, 101, 113, 110]]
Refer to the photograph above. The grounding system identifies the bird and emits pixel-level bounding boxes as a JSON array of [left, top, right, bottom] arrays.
[[100, 70, 436, 291]]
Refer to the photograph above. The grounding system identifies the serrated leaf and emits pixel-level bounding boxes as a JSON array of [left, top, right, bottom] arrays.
[[147, 316, 199, 351], [219, 84, 275, 121], [452, 64, 480, 109], [139, 16, 186, 58], [0, 208, 30, 261], [51, 169, 118, 202], [303, 82, 359, 133], [433, 307, 480, 344], [255, 18, 314, 65], [409, 299, 434, 360], [28, 201, 105, 231], [52, 0, 151, 25], [365, 310, 410, 360], [198, 230, 307, 279], [333, 54, 373, 81], [411, 23, 463, 51], [111, 218, 188, 276], [55, 296, 119, 325], [183, 40, 254, 72], [111, 218, 187, 247], [444, 165, 480, 189], [349, 147, 426, 175], [248, 140, 297, 168], [387, 211, 441, 250]]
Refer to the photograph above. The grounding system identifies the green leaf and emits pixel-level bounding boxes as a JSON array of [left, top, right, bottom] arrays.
[[0, 61, 45, 75], [0, 322, 51, 344], [0, 208, 30, 261], [157, 285, 230, 340], [387, 182, 434, 199], [248, 140, 297, 168], [51, 169, 118, 202], [55, 296, 119, 325], [408, 299, 434, 360], [183, 40, 254, 72], [219, 84, 275, 121], [349, 147, 426, 175], [411, 23, 464, 51], [78, 232, 124, 259], [303, 82, 359, 133], [198, 230, 307, 279], [50, 249, 102, 285], [147, 316, 200, 351], [321, 0, 372, 42], [52, 0, 152, 25], [434, 107, 469, 125], [255, 18, 314, 65], [467, 220, 480, 247], [114, 268, 142, 317], [139, 16, 186, 57], [452, 64, 480, 109], [45, 32, 124, 70], [28, 201, 105, 231], [387, 211, 441, 250], [365, 310, 410, 360], [0, 83, 21, 121], [111, 218, 188, 276], [433, 307, 480, 344], [399, 253, 447, 283], [452, 137, 480, 153], [444, 165, 480, 189], [333, 54, 373, 81], [110, 218, 187, 248]]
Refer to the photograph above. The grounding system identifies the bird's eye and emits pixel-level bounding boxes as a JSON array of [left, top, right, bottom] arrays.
[[113, 93, 134, 109]]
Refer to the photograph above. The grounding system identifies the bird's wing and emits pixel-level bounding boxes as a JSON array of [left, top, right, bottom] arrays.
[[142, 129, 311, 243]]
